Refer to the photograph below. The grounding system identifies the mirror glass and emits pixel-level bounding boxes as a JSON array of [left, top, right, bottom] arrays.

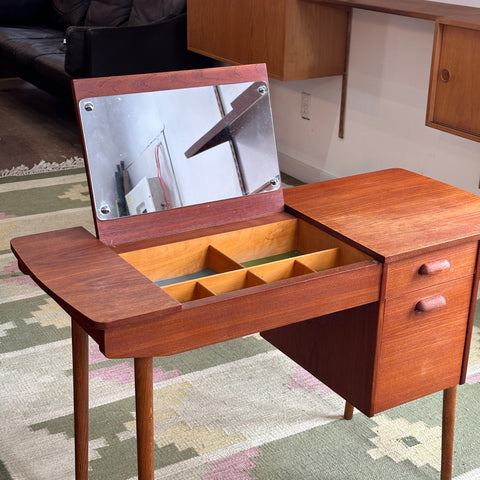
[[78, 81, 281, 220]]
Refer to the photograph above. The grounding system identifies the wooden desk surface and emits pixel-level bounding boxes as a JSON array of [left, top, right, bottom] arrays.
[[284, 168, 480, 262]]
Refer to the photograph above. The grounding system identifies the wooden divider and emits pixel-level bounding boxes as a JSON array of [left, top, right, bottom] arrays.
[[120, 219, 372, 303]]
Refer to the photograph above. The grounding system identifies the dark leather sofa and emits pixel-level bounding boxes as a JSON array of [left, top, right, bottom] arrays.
[[0, 0, 215, 98]]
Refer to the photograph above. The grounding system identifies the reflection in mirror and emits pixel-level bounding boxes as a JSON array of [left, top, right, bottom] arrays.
[[78, 81, 280, 220]]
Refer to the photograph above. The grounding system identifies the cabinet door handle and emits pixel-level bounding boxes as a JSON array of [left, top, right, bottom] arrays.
[[440, 68, 451, 83], [418, 259, 451, 275], [415, 295, 447, 313]]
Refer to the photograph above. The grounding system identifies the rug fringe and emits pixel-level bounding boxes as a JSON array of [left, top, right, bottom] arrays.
[[0, 157, 84, 178]]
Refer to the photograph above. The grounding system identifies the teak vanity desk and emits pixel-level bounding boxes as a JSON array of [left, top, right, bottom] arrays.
[[10, 64, 480, 480]]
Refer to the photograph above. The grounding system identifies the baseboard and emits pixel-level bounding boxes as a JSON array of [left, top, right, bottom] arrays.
[[278, 152, 336, 184]]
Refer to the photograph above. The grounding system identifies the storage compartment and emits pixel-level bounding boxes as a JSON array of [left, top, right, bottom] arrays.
[[119, 218, 373, 303]]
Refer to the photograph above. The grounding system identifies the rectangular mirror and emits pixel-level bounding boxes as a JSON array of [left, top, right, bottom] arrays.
[[78, 80, 280, 221]]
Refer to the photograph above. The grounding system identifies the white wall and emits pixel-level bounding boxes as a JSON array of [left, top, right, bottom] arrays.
[[270, 6, 480, 193]]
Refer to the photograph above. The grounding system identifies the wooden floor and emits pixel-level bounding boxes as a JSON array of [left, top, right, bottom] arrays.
[[0, 78, 82, 173]]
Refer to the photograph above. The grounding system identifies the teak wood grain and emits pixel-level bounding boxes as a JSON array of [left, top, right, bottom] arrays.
[[383, 241, 478, 298], [187, 0, 349, 81], [10, 228, 181, 332], [284, 168, 480, 262], [427, 24, 480, 142], [373, 276, 472, 413]]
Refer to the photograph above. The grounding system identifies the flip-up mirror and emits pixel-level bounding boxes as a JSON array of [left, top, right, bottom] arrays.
[[78, 78, 280, 221], [73, 65, 285, 245]]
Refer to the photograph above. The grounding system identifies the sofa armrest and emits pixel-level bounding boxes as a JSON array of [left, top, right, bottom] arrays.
[[65, 26, 89, 77], [65, 13, 215, 79]]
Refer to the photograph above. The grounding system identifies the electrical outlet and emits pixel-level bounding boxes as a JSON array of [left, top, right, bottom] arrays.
[[301, 92, 311, 120]]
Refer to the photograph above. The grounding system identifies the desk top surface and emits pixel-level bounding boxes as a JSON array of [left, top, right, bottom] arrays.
[[284, 168, 480, 262]]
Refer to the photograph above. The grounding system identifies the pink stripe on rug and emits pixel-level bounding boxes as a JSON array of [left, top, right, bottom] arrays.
[[89, 362, 180, 384], [203, 448, 260, 480], [287, 365, 334, 394]]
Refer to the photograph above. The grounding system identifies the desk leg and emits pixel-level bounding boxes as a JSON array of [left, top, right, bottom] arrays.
[[135, 357, 154, 480], [441, 386, 457, 480], [344, 401, 354, 420], [71, 319, 89, 480]]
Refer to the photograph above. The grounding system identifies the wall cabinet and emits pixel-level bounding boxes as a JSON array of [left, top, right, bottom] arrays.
[[187, 0, 350, 81], [427, 22, 480, 142]]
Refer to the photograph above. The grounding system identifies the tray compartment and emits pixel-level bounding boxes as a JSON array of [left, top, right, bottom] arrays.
[[250, 258, 314, 283], [120, 240, 243, 285], [200, 270, 266, 295], [163, 269, 265, 302], [163, 281, 216, 303], [119, 218, 373, 303]]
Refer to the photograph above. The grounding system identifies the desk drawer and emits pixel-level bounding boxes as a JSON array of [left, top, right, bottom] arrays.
[[373, 275, 473, 413], [384, 241, 478, 298]]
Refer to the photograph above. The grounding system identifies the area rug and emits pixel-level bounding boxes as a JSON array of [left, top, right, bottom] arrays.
[[1, 170, 480, 480]]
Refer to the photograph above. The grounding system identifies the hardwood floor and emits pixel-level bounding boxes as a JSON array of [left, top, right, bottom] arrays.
[[0, 78, 82, 173]]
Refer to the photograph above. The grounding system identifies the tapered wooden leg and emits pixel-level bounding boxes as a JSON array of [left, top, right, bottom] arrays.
[[135, 357, 154, 480], [71, 319, 89, 480], [441, 386, 457, 480], [344, 401, 354, 420]]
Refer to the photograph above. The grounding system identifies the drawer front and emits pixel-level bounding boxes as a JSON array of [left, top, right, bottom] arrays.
[[373, 275, 473, 414], [384, 241, 477, 298], [103, 260, 382, 358]]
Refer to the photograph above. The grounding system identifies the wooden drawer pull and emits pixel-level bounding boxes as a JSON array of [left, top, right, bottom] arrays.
[[418, 259, 451, 275], [415, 295, 447, 313]]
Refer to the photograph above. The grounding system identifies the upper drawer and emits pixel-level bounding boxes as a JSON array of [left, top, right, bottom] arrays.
[[384, 241, 478, 298]]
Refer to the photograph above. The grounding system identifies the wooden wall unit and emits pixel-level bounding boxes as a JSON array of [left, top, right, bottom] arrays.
[[188, 0, 480, 142], [187, 0, 350, 81], [427, 21, 480, 142]]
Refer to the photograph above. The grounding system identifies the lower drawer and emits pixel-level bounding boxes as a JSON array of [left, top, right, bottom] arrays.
[[373, 275, 473, 413]]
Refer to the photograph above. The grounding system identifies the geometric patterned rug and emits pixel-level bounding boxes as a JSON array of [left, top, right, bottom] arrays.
[[1, 170, 480, 479]]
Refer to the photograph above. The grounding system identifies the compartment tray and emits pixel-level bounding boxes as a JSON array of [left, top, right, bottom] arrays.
[[119, 218, 373, 304]]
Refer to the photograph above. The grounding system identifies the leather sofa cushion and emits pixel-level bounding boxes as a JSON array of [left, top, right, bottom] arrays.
[[128, 0, 186, 26], [0, 26, 62, 40], [0, 29, 64, 65], [51, 0, 90, 29], [84, 0, 133, 27]]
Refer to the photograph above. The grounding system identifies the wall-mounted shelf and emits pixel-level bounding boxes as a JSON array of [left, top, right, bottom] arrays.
[[188, 0, 480, 142], [187, 0, 350, 81], [307, 0, 480, 22]]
